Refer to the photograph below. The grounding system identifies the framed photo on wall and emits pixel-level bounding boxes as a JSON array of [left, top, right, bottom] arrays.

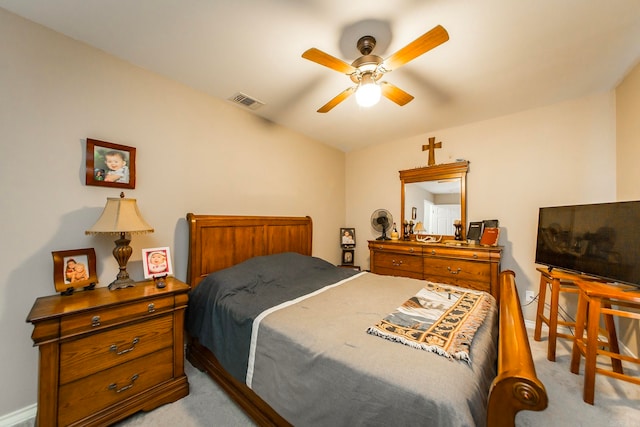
[[52, 248, 98, 294], [85, 138, 136, 189], [340, 228, 356, 248], [142, 247, 174, 279]]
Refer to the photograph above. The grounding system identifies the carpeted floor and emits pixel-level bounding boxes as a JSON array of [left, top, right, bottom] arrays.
[[115, 328, 639, 427]]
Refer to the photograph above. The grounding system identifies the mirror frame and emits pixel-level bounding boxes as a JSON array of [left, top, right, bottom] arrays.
[[399, 161, 469, 240]]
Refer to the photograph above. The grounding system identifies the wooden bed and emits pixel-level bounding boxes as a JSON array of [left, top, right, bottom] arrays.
[[185, 213, 547, 426]]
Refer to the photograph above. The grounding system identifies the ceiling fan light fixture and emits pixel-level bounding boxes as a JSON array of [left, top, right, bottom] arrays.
[[355, 73, 381, 107]]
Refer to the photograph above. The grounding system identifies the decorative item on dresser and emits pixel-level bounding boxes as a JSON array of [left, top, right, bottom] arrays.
[[369, 239, 503, 301], [26, 277, 190, 427]]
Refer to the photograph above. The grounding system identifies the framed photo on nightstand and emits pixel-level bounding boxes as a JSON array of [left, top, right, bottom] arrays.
[[142, 247, 174, 279], [52, 248, 98, 294], [341, 249, 355, 265], [340, 228, 356, 248]]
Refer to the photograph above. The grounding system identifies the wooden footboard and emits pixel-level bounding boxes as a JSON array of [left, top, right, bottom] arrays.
[[487, 270, 548, 426]]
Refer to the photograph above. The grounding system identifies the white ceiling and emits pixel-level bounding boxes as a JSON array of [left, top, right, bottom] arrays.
[[2, 0, 639, 152]]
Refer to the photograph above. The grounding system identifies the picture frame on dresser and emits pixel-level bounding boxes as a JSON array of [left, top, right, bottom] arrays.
[[52, 248, 98, 294], [85, 138, 136, 189]]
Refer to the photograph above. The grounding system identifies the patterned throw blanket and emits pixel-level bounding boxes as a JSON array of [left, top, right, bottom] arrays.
[[367, 282, 493, 363]]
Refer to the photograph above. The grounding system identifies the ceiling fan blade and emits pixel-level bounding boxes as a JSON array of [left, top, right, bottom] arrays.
[[317, 87, 356, 113], [302, 48, 356, 75], [380, 82, 414, 106], [383, 25, 449, 71]]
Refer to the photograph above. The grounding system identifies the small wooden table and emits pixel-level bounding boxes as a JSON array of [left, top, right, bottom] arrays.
[[533, 267, 581, 361]]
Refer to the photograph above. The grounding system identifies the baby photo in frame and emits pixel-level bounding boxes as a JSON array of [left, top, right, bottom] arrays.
[[340, 227, 356, 248], [142, 247, 173, 279], [52, 248, 98, 294], [85, 138, 136, 189]]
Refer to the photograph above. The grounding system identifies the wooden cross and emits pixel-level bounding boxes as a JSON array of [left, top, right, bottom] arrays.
[[422, 137, 442, 166]]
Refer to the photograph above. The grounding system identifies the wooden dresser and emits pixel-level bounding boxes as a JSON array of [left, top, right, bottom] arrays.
[[369, 240, 503, 301], [26, 277, 190, 427]]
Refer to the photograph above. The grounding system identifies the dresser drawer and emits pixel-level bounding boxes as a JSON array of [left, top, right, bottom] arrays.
[[60, 295, 174, 337], [58, 347, 174, 426], [424, 258, 491, 285], [373, 251, 423, 273], [424, 246, 493, 261], [59, 314, 174, 385], [369, 242, 422, 255]]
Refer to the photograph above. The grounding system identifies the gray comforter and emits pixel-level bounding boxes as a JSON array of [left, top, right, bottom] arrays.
[[187, 253, 498, 426], [186, 252, 359, 381]]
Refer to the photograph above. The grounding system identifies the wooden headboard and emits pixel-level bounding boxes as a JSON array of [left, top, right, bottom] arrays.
[[186, 214, 313, 288]]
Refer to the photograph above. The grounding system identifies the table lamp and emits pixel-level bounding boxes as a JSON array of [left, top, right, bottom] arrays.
[[86, 192, 154, 290]]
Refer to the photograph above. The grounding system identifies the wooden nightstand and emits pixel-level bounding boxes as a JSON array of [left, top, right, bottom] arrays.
[[26, 277, 190, 426]]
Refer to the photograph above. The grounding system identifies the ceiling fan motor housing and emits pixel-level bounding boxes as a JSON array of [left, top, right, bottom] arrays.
[[357, 35, 377, 55]]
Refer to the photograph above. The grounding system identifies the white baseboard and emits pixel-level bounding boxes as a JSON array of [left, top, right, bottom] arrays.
[[0, 404, 36, 427]]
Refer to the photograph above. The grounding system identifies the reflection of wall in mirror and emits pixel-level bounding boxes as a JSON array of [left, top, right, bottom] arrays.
[[405, 182, 460, 235]]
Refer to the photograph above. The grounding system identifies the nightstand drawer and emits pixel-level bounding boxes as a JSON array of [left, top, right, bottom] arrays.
[[60, 295, 174, 337], [59, 314, 174, 384], [58, 347, 174, 426]]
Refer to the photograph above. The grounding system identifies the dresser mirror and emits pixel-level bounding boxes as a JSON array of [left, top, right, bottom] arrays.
[[399, 161, 469, 240]]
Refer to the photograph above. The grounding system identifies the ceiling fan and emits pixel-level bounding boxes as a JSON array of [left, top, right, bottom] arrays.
[[302, 25, 449, 113]]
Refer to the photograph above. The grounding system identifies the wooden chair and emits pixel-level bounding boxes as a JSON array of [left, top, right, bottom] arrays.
[[570, 279, 640, 405], [534, 267, 581, 361]]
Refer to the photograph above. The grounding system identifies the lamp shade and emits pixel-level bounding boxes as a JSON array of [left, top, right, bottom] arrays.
[[414, 221, 426, 233], [86, 196, 154, 235]]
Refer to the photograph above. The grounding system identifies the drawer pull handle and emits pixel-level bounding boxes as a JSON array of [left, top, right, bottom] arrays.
[[409, 248, 414, 253], [431, 250, 436, 255], [392, 259, 404, 267], [447, 267, 462, 275], [91, 316, 101, 327], [147, 303, 155, 313], [108, 374, 139, 394], [473, 253, 478, 259], [110, 337, 140, 355]]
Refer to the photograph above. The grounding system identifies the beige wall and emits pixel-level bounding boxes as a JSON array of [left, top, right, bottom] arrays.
[[615, 61, 640, 356], [616, 62, 640, 200], [346, 92, 617, 319], [0, 9, 346, 417]]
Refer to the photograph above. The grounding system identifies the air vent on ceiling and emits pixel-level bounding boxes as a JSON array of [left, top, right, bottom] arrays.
[[228, 92, 265, 110]]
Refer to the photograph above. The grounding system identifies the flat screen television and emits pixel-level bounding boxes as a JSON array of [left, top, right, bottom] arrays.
[[535, 201, 640, 287]]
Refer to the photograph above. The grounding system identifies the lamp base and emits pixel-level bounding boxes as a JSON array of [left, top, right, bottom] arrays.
[[109, 233, 135, 291], [108, 277, 136, 290]]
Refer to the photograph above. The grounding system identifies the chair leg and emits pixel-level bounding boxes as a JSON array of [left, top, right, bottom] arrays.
[[583, 298, 602, 405], [534, 275, 547, 342], [602, 302, 624, 374], [547, 278, 561, 361], [570, 290, 589, 374]]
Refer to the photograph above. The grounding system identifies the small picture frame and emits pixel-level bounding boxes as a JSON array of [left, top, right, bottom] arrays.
[[142, 247, 173, 279], [86, 138, 136, 189], [52, 248, 98, 295], [341, 249, 355, 265], [340, 227, 356, 248]]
